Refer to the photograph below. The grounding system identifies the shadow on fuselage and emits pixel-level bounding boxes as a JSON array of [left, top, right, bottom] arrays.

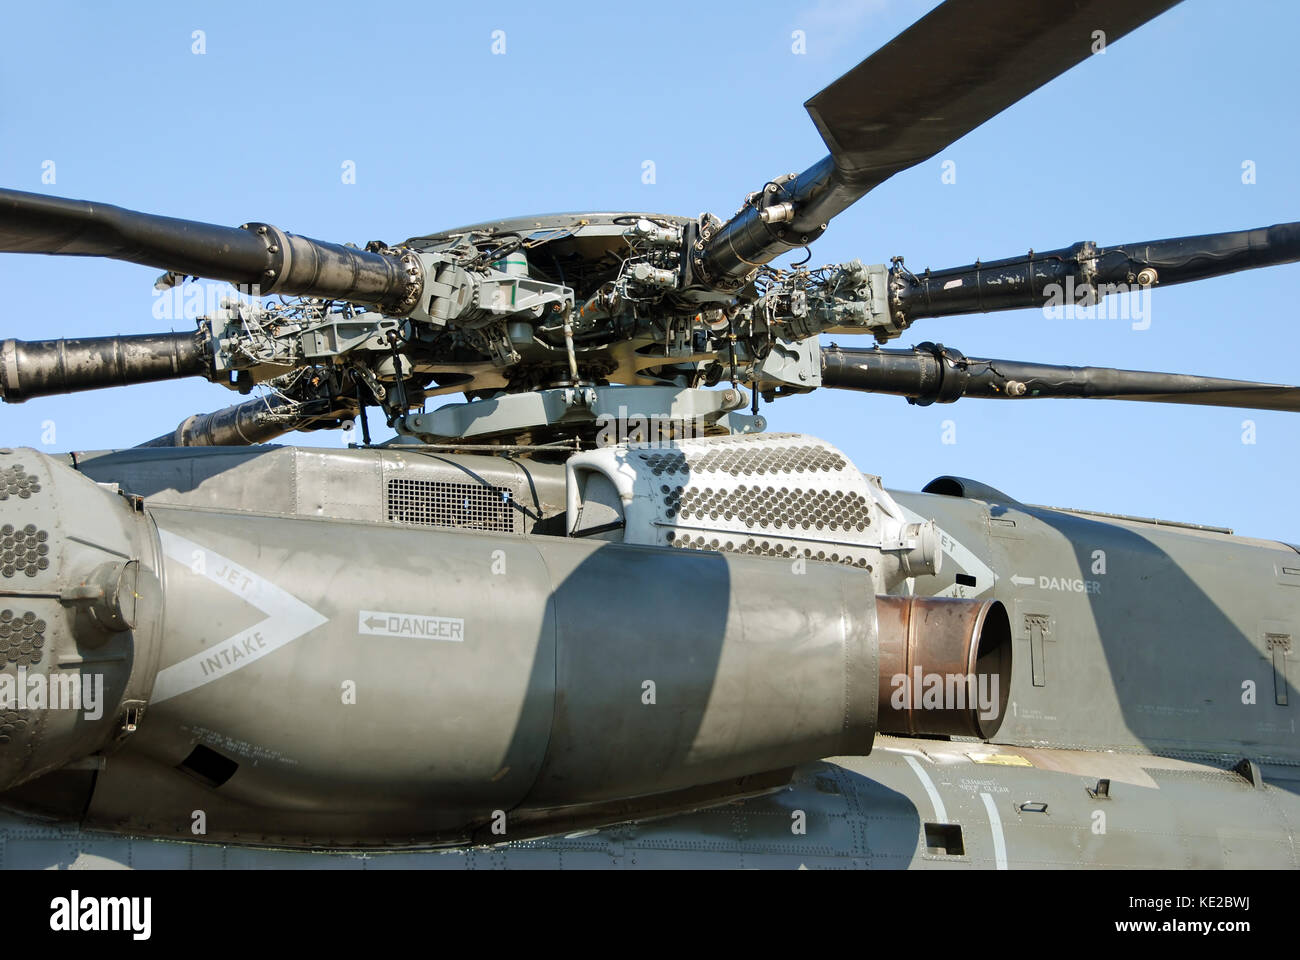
[[1029, 504, 1297, 771], [899, 486, 1300, 792]]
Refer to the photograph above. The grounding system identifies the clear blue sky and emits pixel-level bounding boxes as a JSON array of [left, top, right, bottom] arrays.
[[1, 0, 1297, 540]]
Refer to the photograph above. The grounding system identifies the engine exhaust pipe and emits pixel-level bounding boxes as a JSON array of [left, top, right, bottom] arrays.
[[876, 595, 1012, 739]]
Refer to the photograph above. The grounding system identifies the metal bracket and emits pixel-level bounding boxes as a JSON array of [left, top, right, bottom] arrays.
[[399, 385, 750, 443], [114, 700, 147, 743]]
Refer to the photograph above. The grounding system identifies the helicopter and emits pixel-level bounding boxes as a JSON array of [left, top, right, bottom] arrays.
[[0, 0, 1297, 870]]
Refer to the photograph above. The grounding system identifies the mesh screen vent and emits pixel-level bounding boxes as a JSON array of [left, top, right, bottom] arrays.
[[387, 478, 515, 532]]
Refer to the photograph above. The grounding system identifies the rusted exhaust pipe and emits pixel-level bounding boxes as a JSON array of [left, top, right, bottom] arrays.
[[876, 595, 1012, 739]]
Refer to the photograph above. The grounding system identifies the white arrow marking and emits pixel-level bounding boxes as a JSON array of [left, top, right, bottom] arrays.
[[151, 529, 328, 703], [358, 609, 464, 641], [1010, 575, 1035, 586]]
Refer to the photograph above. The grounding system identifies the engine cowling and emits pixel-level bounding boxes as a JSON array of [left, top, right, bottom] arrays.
[[1, 444, 1010, 846], [0, 448, 162, 793]]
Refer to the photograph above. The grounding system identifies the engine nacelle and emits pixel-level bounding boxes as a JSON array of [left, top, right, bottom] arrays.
[[1, 446, 1011, 847], [0, 449, 162, 793]]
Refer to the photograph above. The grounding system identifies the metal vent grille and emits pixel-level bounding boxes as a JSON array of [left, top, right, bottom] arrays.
[[386, 479, 515, 533]]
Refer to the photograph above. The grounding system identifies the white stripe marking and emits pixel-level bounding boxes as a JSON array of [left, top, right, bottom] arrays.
[[904, 754, 948, 823], [152, 529, 328, 703], [980, 791, 1008, 869]]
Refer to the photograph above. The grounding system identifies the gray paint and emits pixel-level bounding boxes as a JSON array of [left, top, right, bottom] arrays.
[[3, 437, 1296, 867]]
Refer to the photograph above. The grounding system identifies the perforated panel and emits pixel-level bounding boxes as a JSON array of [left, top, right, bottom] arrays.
[[632, 435, 877, 568], [642, 441, 847, 478], [386, 478, 516, 533], [0, 609, 45, 668], [670, 484, 873, 532], [566, 432, 941, 591], [0, 523, 50, 578]]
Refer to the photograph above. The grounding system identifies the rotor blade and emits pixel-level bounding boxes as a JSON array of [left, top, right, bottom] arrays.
[[694, 0, 1180, 289], [0, 188, 422, 310], [0, 331, 212, 402], [893, 222, 1300, 322], [805, 0, 1181, 194], [821, 343, 1300, 413], [137, 394, 348, 447]]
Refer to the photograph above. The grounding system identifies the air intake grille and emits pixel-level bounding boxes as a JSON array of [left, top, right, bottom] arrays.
[[387, 478, 515, 533]]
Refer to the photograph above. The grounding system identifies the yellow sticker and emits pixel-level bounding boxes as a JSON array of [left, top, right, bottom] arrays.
[[968, 752, 1033, 767]]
